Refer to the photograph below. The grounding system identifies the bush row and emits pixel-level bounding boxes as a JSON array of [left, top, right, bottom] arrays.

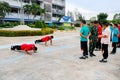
[[0, 28, 54, 37], [58, 26, 76, 30], [74, 23, 80, 27], [29, 20, 48, 28], [0, 22, 19, 28]]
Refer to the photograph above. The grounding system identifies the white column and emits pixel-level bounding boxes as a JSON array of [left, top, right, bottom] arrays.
[[20, 0, 24, 25]]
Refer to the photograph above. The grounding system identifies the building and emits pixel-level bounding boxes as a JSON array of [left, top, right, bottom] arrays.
[[0, 0, 65, 23]]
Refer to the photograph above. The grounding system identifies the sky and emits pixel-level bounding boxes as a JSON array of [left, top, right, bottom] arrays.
[[66, 0, 120, 20]]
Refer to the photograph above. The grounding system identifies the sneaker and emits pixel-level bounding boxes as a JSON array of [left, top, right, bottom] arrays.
[[110, 52, 116, 54], [85, 55, 88, 58], [35, 41, 37, 44], [99, 59, 107, 63], [90, 53, 96, 57], [11, 46, 15, 50], [92, 53, 96, 56], [90, 54, 93, 57], [95, 48, 99, 51], [79, 56, 86, 59]]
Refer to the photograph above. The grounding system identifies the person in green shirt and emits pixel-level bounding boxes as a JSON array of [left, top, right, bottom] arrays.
[[80, 20, 90, 59], [89, 21, 98, 57]]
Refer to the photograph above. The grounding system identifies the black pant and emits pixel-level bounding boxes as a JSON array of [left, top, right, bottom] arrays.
[[35, 39, 42, 44], [112, 42, 117, 53], [96, 38, 101, 49], [102, 44, 108, 59], [11, 45, 21, 50], [118, 38, 120, 46], [81, 41, 88, 56]]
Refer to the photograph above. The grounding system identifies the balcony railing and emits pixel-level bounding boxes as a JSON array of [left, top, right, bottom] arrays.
[[52, 9, 65, 15], [5, 12, 40, 20], [52, 0, 65, 6]]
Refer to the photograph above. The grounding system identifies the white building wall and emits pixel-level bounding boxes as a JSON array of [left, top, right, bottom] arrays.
[[0, 0, 65, 22]]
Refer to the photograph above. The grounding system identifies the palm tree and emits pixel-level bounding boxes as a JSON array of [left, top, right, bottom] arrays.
[[0, 2, 11, 24], [40, 8, 46, 21], [31, 3, 42, 22], [23, 4, 32, 23], [31, 3, 46, 22]]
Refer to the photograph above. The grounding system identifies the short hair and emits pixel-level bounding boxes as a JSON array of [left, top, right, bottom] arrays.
[[51, 36, 54, 39], [81, 20, 86, 24], [102, 21, 109, 26], [34, 46, 37, 51], [109, 24, 113, 26], [114, 23, 118, 27], [93, 20, 99, 24]]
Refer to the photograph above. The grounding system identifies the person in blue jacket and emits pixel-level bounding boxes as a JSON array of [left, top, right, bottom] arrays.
[[111, 23, 119, 54]]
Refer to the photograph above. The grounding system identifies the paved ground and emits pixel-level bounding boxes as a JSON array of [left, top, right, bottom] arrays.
[[0, 28, 120, 80]]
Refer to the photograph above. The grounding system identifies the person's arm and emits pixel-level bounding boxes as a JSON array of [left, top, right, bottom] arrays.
[[80, 32, 87, 38], [80, 28, 87, 38], [87, 32, 91, 38], [25, 50, 32, 55], [102, 35, 108, 38], [50, 39, 52, 46], [33, 50, 37, 53], [101, 30, 109, 38], [45, 41, 47, 46]]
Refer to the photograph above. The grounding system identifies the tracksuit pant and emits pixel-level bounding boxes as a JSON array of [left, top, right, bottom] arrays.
[[102, 44, 108, 59], [89, 41, 96, 54], [81, 41, 88, 56], [112, 42, 117, 53]]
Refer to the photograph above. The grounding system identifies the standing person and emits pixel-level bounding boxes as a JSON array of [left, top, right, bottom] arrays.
[[79, 20, 90, 59], [11, 44, 37, 55], [110, 23, 119, 54], [99, 21, 111, 63], [35, 35, 54, 46], [95, 22, 102, 51], [117, 23, 120, 47], [89, 20, 98, 57], [109, 23, 114, 41]]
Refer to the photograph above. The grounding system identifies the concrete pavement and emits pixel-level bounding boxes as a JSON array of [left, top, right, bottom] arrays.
[[0, 29, 120, 80]]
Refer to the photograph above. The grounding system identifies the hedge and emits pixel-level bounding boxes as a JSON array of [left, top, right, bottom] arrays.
[[0, 28, 54, 37], [58, 26, 76, 30]]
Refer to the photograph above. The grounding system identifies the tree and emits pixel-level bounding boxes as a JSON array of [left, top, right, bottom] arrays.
[[40, 8, 46, 21], [31, 3, 41, 22], [23, 4, 32, 23], [31, 3, 46, 22], [24, 3, 46, 23], [58, 14, 64, 22], [90, 17, 96, 21], [97, 13, 108, 24], [113, 13, 120, 20], [77, 13, 84, 21], [67, 11, 74, 20], [0, 2, 11, 24], [73, 9, 84, 21]]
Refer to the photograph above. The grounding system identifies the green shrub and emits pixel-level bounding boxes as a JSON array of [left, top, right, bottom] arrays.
[[29, 24, 35, 28], [42, 21, 47, 28], [58, 26, 65, 30], [74, 23, 80, 27], [35, 20, 41, 28], [57, 26, 75, 30], [67, 26, 75, 30], [50, 24, 58, 29], [0, 28, 54, 37], [0, 22, 19, 28], [35, 20, 48, 28]]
